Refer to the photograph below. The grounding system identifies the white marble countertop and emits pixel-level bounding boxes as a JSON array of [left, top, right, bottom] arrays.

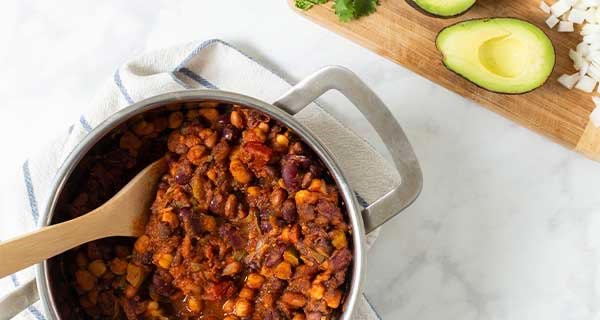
[[2, 1, 600, 319]]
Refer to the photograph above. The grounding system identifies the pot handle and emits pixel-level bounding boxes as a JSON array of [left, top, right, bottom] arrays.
[[0, 278, 39, 320], [274, 66, 423, 233]]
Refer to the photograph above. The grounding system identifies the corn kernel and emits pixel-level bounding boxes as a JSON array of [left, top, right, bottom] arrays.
[[292, 313, 306, 320], [147, 301, 159, 311], [160, 209, 179, 228], [274, 261, 293, 280], [126, 263, 145, 287], [281, 292, 307, 308], [207, 167, 217, 182], [308, 179, 327, 194], [156, 253, 174, 269], [331, 230, 348, 249], [224, 316, 240, 320], [245, 273, 265, 289], [246, 186, 261, 197], [295, 190, 318, 205], [308, 283, 325, 300], [283, 249, 300, 266], [88, 259, 107, 277], [324, 289, 343, 308]]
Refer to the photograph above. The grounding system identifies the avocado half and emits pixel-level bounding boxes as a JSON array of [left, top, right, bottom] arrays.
[[412, 0, 476, 17], [436, 18, 555, 94]]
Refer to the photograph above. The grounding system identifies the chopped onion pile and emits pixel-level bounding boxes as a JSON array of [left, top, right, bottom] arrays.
[[541, 0, 600, 126]]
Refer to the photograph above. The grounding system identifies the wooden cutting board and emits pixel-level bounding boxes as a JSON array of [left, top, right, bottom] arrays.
[[290, 0, 600, 162]]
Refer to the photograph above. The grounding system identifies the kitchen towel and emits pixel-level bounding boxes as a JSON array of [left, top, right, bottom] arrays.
[[1, 39, 400, 319]]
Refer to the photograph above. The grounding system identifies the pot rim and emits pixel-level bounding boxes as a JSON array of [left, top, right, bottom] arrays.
[[35, 89, 367, 320]]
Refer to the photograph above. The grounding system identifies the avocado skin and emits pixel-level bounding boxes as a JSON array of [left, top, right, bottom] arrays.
[[408, 0, 476, 18], [435, 18, 556, 95]]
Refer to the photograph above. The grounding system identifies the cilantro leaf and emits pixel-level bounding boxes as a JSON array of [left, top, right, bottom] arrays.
[[353, 0, 377, 18], [297, 0, 378, 22], [335, 0, 355, 22], [295, 0, 329, 10]]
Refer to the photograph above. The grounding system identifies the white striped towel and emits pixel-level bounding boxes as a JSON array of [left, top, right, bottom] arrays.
[[0, 39, 400, 319]]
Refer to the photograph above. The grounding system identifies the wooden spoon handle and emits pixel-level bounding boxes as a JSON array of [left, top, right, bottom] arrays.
[[0, 211, 107, 278]]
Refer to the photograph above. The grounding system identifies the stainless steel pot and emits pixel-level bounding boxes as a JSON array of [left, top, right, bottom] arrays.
[[0, 66, 422, 320]]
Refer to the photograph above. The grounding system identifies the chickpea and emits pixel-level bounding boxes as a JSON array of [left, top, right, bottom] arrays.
[[147, 301, 159, 311], [125, 284, 138, 298], [110, 258, 128, 275], [168, 111, 184, 129], [274, 134, 289, 151], [76, 251, 88, 269], [186, 295, 203, 313], [234, 299, 253, 317], [119, 131, 142, 154], [87, 288, 99, 305], [222, 298, 236, 313], [224, 194, 238, 218], [187, 145, 207, 166], [280, 292, 307, 308], [258, 122, 270, 132], [245, 273, 265, 289], [75, 270, 97, 292], [270, 188, 286, 208], [133, 120, 155, 136], [134, 235, 150, 253], [152, 117, 168, 133], [238, 287, 255, 299], [222, 261, 242, 276], [230, 110, 244, 129], [292, 313, 306, 320], [114, 245, 130, 258], [230, 160, 252, 184], [199, 108, 219, 122], [88, 259, 107, 277]]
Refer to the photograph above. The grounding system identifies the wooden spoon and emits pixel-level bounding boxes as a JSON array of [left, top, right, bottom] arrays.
[[0, 158, 167, 279]]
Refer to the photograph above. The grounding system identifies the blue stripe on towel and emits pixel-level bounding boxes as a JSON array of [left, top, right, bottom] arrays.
[[79, 115, 93, 132], [355, 192, 369, 208], [10, 274, 19, 286], [113, 69, 134, 104], [363, 294, 383, 320], [28, 306, 46, 320], [177, 68, 217, 89], [22, 160, 39, 223]]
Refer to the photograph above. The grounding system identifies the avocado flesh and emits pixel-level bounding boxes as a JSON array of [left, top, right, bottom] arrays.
[[413, 0, 476, 17], [436, 18, 555, 94]]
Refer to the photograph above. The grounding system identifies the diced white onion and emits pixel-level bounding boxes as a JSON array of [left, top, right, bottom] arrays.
[[558, 73, 581, 89], [569, 8, 587, 23], [559, 21, 576, 32], [546, 15, 561, 28], [576, 75, 598, 92], [552, 0, 574, 16], [541, 1, 551, 14]]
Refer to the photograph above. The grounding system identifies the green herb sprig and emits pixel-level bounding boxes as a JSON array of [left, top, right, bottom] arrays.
[[295, 0, 378, 22]]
